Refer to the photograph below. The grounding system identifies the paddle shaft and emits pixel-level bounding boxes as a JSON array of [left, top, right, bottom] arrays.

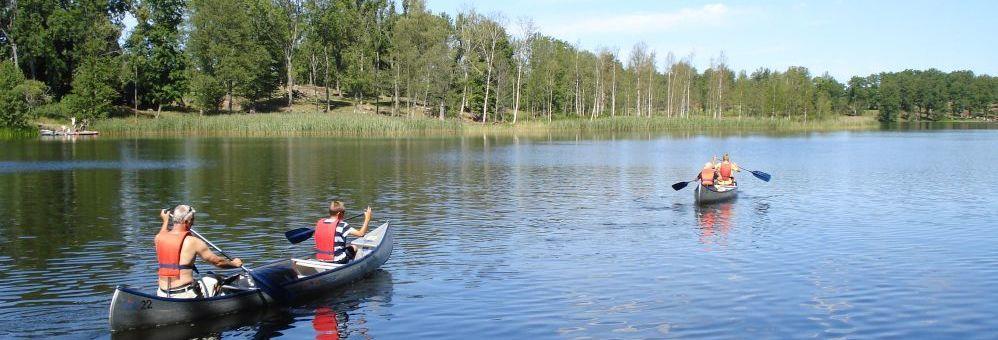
[[342, 212, 367, 223], [187, 226, 291, 302], [188, 228, 250, 272]]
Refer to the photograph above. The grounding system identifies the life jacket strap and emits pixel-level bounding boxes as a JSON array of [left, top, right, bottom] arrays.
[[158, 263, 196, 270]]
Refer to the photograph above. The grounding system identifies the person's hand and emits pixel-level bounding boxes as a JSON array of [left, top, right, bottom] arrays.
[[364, 206, 373, 222], [160, 209, 171, 223], [230, 258, 244, 267]]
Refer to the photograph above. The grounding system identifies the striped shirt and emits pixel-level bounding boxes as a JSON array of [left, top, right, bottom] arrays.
[[321, 218, 357, 262]]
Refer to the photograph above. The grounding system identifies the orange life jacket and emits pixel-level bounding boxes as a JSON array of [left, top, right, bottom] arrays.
[[719, 162, 733, 181], [314, 217, 344, 261], [700, 168, 715, 186], [155, 230, 191, 278]]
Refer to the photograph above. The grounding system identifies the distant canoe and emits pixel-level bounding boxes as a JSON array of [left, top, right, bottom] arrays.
[[108, 222, 393, 332], [40, 130, 100, 136], [694, 183, 737, 204]]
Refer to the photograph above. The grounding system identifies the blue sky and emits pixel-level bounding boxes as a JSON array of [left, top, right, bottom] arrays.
[[426, 0, 997, 81]]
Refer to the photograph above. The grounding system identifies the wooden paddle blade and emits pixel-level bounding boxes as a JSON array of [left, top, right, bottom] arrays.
[[751, 170, 771, 182], [284, 227, 315, 244], [672, 181, 691, 191]]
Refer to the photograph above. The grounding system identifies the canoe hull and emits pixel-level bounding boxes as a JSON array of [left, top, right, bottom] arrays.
[[284, 222, 394, 299], [694, 184, 737, 204], [109, 222, 393, 332], [109, 286, 269, 332]]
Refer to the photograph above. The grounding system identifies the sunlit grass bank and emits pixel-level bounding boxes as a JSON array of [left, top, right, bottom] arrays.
[[89, 108, 879, 137]]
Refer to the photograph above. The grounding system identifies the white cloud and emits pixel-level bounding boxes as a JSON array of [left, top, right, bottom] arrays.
[[547, 3, 733, 37]]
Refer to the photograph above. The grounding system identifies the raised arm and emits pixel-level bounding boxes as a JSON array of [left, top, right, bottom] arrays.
[[190, 237, 243, 269], [159, 209, 171, 233], [348, 207, 374, 237]]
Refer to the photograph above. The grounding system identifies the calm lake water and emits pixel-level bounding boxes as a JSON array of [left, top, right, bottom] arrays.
[[2, 126, 997, 339]]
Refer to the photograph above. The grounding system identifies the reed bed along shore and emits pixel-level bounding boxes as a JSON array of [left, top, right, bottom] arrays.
[[0, 128, 39, 139], [90, 109, 879, 137]]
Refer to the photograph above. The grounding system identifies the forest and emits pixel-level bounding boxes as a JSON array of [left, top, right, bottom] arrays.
[[2, 0, 996, 130]]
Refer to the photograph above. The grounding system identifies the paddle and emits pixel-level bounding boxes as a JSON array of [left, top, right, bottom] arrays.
[[740, 167, 772, 182], [187, 228, 291, 302], [672, 179, 699, 191], [284, 212, 366, 244]]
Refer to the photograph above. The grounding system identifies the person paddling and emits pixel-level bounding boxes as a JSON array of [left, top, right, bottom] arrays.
[[697, 162, 717, 188], [314, 201, 373, 264], [155, 205, 243, 298], [715, 153, 740, 186]]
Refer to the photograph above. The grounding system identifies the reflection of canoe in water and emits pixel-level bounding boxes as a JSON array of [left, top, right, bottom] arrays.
[[694, 184, 737, 204], [111, 308, 290, 340], [40, 130, 100, 136], [108, 222, 394, 332]]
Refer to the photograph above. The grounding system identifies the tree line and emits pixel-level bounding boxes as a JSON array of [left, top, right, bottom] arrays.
[[2, 0, 996, 129]]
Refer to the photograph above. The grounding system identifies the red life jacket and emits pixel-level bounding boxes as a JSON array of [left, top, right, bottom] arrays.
[[314, 217, 344, 261], [155, 230, 191, 278], [719, 162, 733, 180], [700, 168, 715, 186]]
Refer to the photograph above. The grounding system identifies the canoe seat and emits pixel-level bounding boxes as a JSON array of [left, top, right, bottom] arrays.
[[350, 237, 379, 249], [292, 258, 344, 278]]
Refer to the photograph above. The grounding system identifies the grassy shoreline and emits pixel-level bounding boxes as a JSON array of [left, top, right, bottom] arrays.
[[85, 108, 879, 137]]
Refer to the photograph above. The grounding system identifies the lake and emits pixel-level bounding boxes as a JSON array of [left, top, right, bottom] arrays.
[[1, 126, 997, 338]]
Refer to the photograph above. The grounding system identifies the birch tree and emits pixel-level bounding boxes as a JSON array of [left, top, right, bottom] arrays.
[[471, 12, 505, 123], [270, 0, 305, 107], [512, 17, 536, 124], [1, 0, 17, 68]]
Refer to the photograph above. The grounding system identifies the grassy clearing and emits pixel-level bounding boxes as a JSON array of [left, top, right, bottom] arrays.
[[87, 105, 879, 137]]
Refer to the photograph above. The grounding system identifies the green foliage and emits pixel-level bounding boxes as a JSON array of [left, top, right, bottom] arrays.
[[847, 75, 877, 115], [1, 60, 30, 127], [1, 60, 51, 127], [62, 57, 120, 120], [861, 69, 997, 121], [877, 73, 901, 122], [187, 72, 225, 113], [188, 0, 279, 111], [124, 0, 188, 110], [33, 102, 67, 119], [391, 0, 453, 114], [9, 0, 127, 98]]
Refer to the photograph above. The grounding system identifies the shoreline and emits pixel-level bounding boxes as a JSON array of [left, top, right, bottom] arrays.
[[82, 109, 881, 137]]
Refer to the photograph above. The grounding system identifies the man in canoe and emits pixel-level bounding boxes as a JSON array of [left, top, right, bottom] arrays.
[[714, 153, 740, 186], [155, 205, 243, 298], [698, 162, 717, 187], [315, 201, 374, 264]]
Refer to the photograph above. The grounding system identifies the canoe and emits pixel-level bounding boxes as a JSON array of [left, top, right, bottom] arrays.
[[108, 221, 394, 332], [40, 130, 100, 136], [694, 183, 737, 204], [111, 270, 395, 339]]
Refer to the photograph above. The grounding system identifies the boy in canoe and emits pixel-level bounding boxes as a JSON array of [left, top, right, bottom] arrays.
[[714, 153, 740, 186], [315, 201, 374, 264], [155, 205, 243, 298]]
